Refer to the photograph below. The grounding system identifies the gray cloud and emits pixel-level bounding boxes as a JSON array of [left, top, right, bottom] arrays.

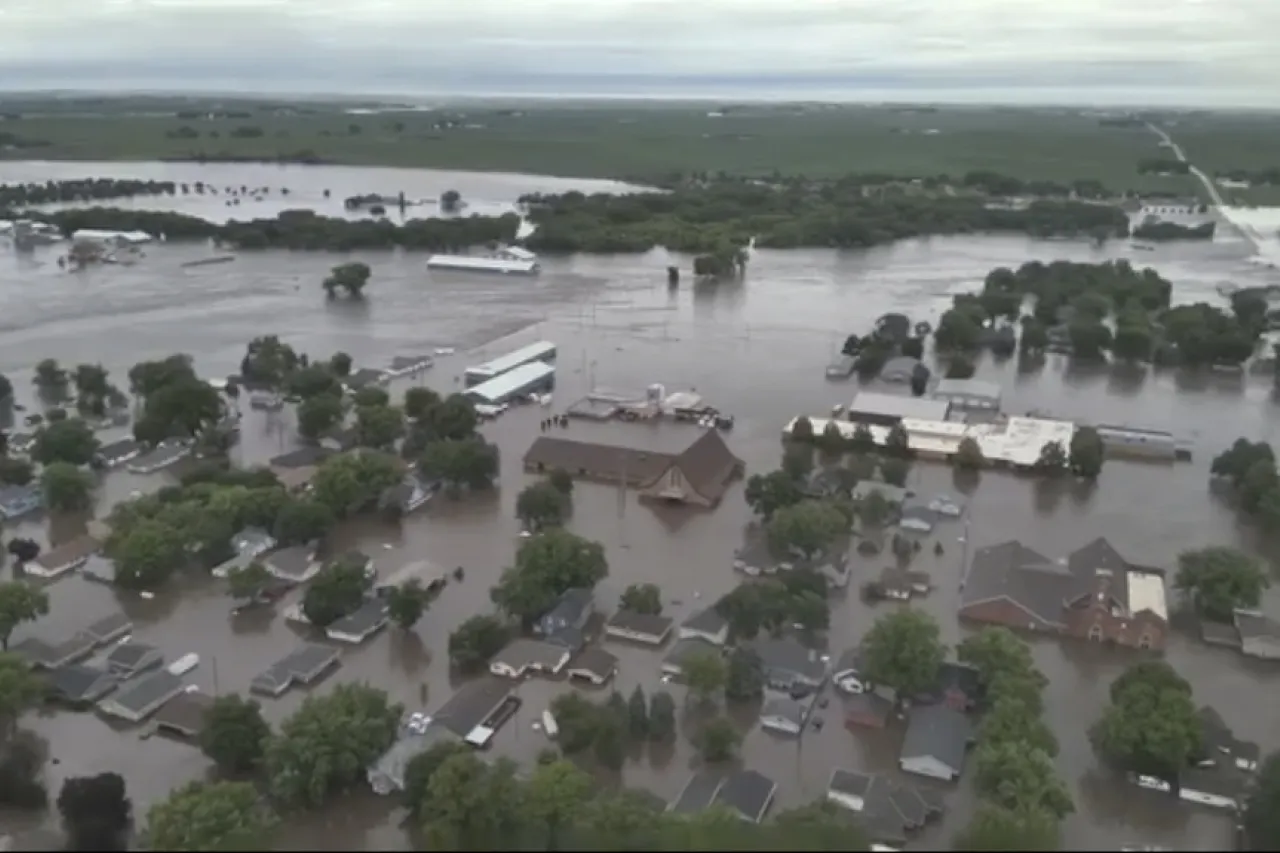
[[0, 0, 1277, 105]]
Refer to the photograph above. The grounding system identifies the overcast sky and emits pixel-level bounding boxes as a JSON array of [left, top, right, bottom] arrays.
[[1, 0, 1276, 106]]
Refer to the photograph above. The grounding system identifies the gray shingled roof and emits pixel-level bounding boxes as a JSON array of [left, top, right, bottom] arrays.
[[901, 705, 971, 774], [961, 541, 1072, 626]]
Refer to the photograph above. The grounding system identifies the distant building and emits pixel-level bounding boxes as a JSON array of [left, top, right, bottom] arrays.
[[604, 610, 674, 646], [930, 378, 1002, 412], [846, 392, 949, 427]]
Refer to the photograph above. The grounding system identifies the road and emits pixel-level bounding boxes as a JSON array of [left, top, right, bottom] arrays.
[[1146, 122, 1228, 207]]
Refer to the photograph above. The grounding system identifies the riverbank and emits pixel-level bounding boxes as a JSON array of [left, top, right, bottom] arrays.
[[0, 100, 1212, 192]]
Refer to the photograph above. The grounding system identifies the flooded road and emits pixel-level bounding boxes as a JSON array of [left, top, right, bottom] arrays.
[[4, 161, 1280, 850]]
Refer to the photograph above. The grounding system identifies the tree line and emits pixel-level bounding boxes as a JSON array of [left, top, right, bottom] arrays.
[[518, 178, 1131, 258], [0, 179, 177, 208], [935, 260, 1263, 368]]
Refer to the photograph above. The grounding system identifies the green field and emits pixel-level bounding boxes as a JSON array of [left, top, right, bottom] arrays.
[[0, 97, 1219, 191], [1164, 113, 1280, 205]]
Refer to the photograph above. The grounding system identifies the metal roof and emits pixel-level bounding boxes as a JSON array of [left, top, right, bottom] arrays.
[[848, 391, 950, 422], [465, 361, 555, 405], [465, 340, 555, 379]]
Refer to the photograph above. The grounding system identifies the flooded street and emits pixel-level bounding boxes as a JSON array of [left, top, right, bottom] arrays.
[[4, 161, 1280, 850]]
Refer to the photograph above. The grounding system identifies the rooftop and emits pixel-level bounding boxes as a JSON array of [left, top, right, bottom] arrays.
[[84, 612, 132, 644], [152, 690, 215, 737], [466, 340, 555, 378], [568, 646, 619, 679], [785, 414, 1076, 468], [102, 670, 184, 716], [492, 639, 570, 673], [433, 677, 514, 739], [681, 606, 727, 636], [1234, 608, 1280, 642], [848, 391, 950, 422], [605, 609, 674, 638], [34, 534, 100, 569], [902, 704, 971, 772], [466, 361, 555, 404], [932, 378, 1003, 400], [48, 664, 118, 702], [326, 599, 390, 640]]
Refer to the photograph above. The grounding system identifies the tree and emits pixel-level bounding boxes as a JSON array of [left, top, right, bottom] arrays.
[[58, 772, 132, 851], [979, 698, 1058, 757], [847, 423, 876, 455], [781, 443, 815, 480], [516, 480, 570, 532], [744, 470, 804, 519], [448, 614, 511, 673], [1092, 661, 1201, 779], [627, 685, 649, 739], [952, 803, 1060, 851], [296, 393, 345, 441], [440, 189, 463, 211], [136, 377, 223, 442], [288, 364, 346, 401], [0, 372, 11, 402], [32, 417, 99, 466], [619, 582, 662, 615], [271, 497, 334, 546], [1174, 546, 1269, 622], [953, 437, 985, 471], [0, 581, 49, 650], [1034, 440, 1067, 475], [226, 561, 272, 600], [355, 403, 404, 449], [878, 456, 910, 487], [0, 650, 44, 735], [946, 356, 976, 379], [7, 538, 40, 563], [311, 450, 402, 517], [128, 354, 196, 399], [200, 694, 271, 775], [766, 500, 846, 559], [886, 423, 911, 457], [329, 351, 353, 377], [403, 740, 471, 819], [856, 488, 893, 527], [860, 609, 945, 698], [419, 437, 499, 491], [33, 358, 69, 394], [403, 386, 441, 422], [240, 335, 299, 388], [491, 529, 608, 623], [682, 648, 727, 704], [422, 393, 478, 441], [790, 415, 814, 441], [696, 716, 741, 762], [1245, 752, 1280, 850], [767, 801, 872, 850], [419, 753, 524, 848], [0, 456, 34, 486], [352, 386, 390, 408], [302, 554, 372, 627], [41, 461, 95, 513], [1068, 426, 1104, 479], [974, 740, 1073, 818], [145, 780, 274, 851], [725, 647, 764, 702], [523, 759, 594, 848], [265, 683, 401, 808], [323, 261, 371, 297], [573, 789, 667, 849], [547, 467, 574, 495], [112, 518, 186, 590], [388, 579, 429, 629], [647, 690, 677, 743], [957, 627, 1046, 700]]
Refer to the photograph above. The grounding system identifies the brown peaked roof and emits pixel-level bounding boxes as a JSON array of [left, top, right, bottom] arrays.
[[670, 429, 743, 502], [523, 429, 743, 499], [523, 436, 674, 484]]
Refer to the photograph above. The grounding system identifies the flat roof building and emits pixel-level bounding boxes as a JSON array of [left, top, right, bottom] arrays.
[[931, 379, 1002, 412], [465, 361, 556, 406], [463, 341, 556, 386], [847, 392, 950, 426]]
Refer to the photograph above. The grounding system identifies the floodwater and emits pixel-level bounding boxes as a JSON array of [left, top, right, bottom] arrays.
[[4, 160, 1280, 851]]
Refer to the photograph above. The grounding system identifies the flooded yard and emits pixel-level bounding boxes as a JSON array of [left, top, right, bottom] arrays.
[[3, 160, 1280, 849]]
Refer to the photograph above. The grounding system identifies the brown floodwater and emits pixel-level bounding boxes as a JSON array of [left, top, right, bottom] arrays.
[[4, 161, 1280, 851]]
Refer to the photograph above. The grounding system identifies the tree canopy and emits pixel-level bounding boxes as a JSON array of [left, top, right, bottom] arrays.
[[145, 780, 276, 851], [32, 417, 99, 466], [0, 581, 50, 650], [265, 683, 401, 808], [200, 693, 272, 775], [859, 609, 945, 698], [491, 530, 608, 624], [1173, 546, 1269, 622], [302, 553, 373, 627], [57, 772, 132, 851], [1091, 661, 1202, 779]]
